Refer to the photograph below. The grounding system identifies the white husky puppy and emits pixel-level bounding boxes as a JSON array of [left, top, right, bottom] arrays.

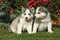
[[17, 7, 34, 34], [33, 6, 53, 33], [8, 16, 20, 33]]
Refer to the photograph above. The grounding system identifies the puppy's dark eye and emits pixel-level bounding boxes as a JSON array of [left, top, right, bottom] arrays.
[[38, 12, 40, 14], [24, 13, 26, 15], [28, 14, 31, 16]]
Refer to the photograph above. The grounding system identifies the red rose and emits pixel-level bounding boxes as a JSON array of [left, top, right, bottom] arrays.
[[32, 2, 36, 7], [27, 0, 37, 8], [0, 2, 3, 4], [57, 10, 60, 14], [42, 1, 46, 5], [49, 3, 53, 7], [0, 1, 3, 6], [9, 9, 14, 14], [42, 0, 50, 5], [27, 1, 32, 8], [30, 0, 35, 2]]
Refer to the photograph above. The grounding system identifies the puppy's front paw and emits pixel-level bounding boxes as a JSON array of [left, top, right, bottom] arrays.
[[48, 31, 54, 33], [17, 32, 22, 34], [28, 32, 34, 34]]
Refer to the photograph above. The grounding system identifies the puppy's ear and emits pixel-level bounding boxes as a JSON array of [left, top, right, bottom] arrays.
[[21, 6, 25, 13], [41, 6, 48, 11], [39, 7, 43, 11], [29, 7, 35, 13]]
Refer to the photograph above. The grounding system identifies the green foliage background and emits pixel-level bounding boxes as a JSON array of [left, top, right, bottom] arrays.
[[0, 0, 60, 24]]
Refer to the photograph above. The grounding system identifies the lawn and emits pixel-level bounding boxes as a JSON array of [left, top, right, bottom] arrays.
[[0, 25, 60, 40]]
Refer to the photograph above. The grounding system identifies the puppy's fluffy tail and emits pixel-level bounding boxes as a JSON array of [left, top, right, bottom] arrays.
[[7, 25, 12, 32]]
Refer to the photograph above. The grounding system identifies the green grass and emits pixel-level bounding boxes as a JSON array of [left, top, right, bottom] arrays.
[[0, 27, 60, 40]]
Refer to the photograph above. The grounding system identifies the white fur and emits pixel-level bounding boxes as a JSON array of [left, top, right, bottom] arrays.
[[9, 16, 20, 33], [17, 7, 34, 34], [33, 6, 53, 33]]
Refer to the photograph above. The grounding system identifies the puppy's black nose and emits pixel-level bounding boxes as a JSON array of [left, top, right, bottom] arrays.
[[26, 17, 27, 19]]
